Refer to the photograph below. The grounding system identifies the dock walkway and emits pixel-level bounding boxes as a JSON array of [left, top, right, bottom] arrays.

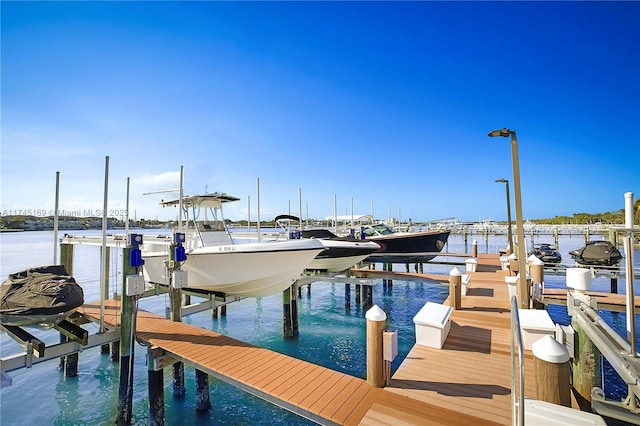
[[79, 254, 574, 425]]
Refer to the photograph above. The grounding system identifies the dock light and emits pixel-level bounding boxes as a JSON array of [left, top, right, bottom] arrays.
[[488, 128, 528, 309], [495, 178, 513, 255]]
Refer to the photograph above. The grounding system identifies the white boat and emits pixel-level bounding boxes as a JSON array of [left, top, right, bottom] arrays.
[[142, 193, 325, 297]]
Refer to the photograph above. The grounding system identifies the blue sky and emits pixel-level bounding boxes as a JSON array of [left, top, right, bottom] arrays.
[[2, 1, 639, 223]]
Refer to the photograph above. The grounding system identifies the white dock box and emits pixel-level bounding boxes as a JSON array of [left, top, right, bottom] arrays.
[[519, 309, 556, 350], [413, 302, 453, 349], [524, 398, 606, 425]]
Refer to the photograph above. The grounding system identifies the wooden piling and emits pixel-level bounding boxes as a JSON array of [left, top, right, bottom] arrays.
[[283, 284, 298, 338], [532, 336, 571, 407], [195, 369, 211, 411], [345, 283, 351, 307], [148, 347, 165, 426], [572, 319, 602, 409], [449, 268, 462, 310], [169, 244, 186, 398], [356, 284, 361, 304], [101, 246, 111, 355], [117, 246, 135, 425], [365, 305, 387, 388]]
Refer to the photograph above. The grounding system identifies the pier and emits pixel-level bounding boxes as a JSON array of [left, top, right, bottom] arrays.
[[67, 254, 611, 425]]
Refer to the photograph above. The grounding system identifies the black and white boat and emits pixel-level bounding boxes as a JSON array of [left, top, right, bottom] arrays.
[[328, 215, 450, 263], [569, 240, 623, 267], [275, 215, 380, 272], [529, 244, 562, 264], [0, 265, 84, 327]]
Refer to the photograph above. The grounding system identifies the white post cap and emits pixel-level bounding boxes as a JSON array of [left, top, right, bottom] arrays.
[[449, 267, 462, 277], [532, 335, 570, 363], [365, 304, 387, 321]]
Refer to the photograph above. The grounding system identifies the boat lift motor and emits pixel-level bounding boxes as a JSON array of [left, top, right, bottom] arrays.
[[128, 233, 145, 268], [174, 232, 187, 262], [172, 232, 188, 289], [126, 233, 145, 296]]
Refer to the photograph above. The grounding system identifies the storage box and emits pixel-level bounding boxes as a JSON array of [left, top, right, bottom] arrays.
[[505, 276, 518, 301], [465, 258, 477, 273], [413, 302, 453, 349], [523, 398, 606, 425], [500, 256, 510, 271], [461, 274, 471, 296], [518, 309, 556, 350]]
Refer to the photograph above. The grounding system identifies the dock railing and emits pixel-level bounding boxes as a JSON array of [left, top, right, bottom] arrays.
[[510, 295, 525, 426]]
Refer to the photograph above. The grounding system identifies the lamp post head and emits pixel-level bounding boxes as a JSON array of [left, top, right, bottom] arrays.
[[488, 128, 513, 138], [495, 178, 508, 184]]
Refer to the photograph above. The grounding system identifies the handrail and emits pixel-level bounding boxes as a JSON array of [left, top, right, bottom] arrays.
[[510, 295, 525, 426]]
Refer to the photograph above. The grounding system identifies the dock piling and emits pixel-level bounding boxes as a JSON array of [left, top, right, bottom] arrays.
[[532, 336, 571, 407], [365, 305, 387, 388], [195, 369, 211, 411], [148, 347, 165, 426]]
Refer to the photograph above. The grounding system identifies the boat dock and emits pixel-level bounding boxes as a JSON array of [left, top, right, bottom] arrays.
[[72, 253, 603, 425]]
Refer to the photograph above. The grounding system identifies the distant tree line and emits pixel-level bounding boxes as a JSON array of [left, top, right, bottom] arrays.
[[530, 199, 640, 225]]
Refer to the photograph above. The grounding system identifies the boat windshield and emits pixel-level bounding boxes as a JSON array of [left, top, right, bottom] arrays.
[[367, 224, 394, 236]]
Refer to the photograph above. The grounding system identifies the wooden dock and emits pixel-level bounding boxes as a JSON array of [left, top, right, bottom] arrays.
[[78, 254, 586, 425]]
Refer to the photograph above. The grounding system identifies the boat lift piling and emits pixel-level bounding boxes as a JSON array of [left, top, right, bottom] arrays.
[[117, 237, 143, 425]]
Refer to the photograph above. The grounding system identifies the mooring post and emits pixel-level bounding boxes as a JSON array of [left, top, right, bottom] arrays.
[[101, 245, 111, 355], [195, 369, 211, 411], [148, 347, 165, 426], [448, 267, 462, 310], [169, 235, 186, 398], [345, 283, 351, 307], [356, 284, 361, 304], [365, 305, 387, 387], [472, 239, 478, 258], [282, 283, 299, 337], [117, 245, 136, 425], [533, 336, 571, 407], [59, 243, 79, 375]]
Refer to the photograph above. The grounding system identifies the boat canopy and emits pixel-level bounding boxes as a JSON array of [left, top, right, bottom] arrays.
[[161, 193, 240, 209]]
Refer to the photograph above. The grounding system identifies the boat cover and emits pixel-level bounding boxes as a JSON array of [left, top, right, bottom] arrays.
[[569, 241, 623, 266], [0, 265, 84, 318]]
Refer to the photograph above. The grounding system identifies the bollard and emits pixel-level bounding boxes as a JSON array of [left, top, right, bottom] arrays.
[[449, 267, 462, 310], [532, 335, 571, 407], [365, 305, 387, 387], [471, 239, 478, 258], [508, 253, 518, 276], [529, 257, 544, 285]]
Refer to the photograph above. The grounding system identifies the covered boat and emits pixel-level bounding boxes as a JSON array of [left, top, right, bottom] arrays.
[[528, 244, 562, 264], [0, 265, 84, 327], [569, 240, 623, 267]]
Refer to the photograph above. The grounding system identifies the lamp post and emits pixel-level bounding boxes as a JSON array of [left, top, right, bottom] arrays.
[[495, 178, 513, 255], [489, 128, 528, 309]]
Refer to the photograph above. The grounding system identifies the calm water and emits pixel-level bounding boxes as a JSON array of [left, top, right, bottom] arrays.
[[0, 230, 638, 424]]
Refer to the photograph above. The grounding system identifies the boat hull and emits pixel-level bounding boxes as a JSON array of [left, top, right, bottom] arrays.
[[366, 230, 450, 263], [306, 239, 380, 272], [143, 239, 324, 297]]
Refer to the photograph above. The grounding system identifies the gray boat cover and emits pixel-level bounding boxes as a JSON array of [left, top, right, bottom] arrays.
[[0, 265, 84, 317]]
